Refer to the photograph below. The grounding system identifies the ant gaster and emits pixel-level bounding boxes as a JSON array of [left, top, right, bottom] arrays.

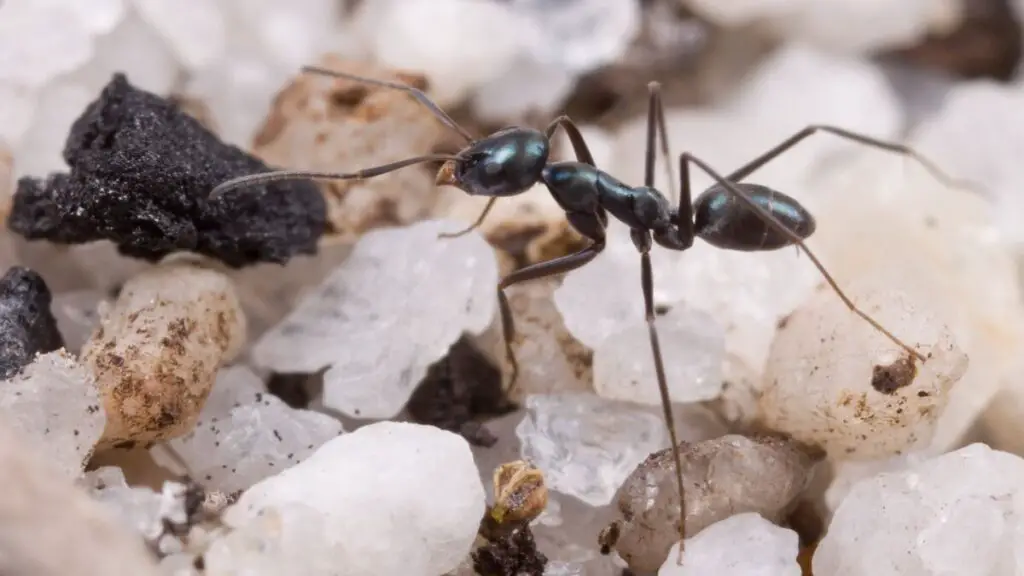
[[212, 65, 970, 563]]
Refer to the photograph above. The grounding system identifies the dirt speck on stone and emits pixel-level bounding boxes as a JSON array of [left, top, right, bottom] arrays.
[[871, 354, 918, 395]]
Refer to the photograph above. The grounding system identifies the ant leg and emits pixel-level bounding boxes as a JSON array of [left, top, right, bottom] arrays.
[[680, 152, 927, 363], [545, 115, 597, 167], [498, 211, 606, 394], [302, 65, 474, 143], [630, 227, 688, 563], [724, 124, 975, 192], [645, 82, 677, 204], [438, 198, 498, 239], [210, 154, 461, 197]]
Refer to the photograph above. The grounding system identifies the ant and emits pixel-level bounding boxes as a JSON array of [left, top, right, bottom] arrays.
[[211, 65, 969, 563]]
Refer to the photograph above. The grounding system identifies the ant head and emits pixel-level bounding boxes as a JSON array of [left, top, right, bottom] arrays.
[[435, 128, 550, 198]]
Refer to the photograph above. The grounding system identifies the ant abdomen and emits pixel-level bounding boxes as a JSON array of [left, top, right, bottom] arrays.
[[436, 127, 550, 197], [693, 183, 816, 251]]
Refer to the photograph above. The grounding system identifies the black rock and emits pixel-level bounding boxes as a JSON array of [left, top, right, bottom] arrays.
[[406, 336, 516, 447], [9, 73, 327, 268], [472, 526, 547, 576], [0, 267, 64, 380]]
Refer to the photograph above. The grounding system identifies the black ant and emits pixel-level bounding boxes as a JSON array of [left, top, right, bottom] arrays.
[[211, 65, 969, 563]]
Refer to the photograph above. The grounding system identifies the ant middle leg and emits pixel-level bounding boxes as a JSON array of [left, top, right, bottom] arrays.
[[644, 82, 677, 204], [724, 124, 974, 191], [678, 151, 927, 363], [497, 210, 607, 394], [545, 115, 597, 167]]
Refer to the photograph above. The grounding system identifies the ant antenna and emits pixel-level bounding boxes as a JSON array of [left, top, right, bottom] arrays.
[[209, 154, 461, 198], [301, 66, 476, 144]]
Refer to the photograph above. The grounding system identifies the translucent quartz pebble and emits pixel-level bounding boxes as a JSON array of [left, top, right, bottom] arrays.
[[253, 220, 497, 420], [0, 350, 105, 478], [50, 290, 106, 355], [82, 466, 187, 545], [611, 435, 814, 572], [0, 0, 94, 87], [593, 304, 725, 405], [204, 503, 340, 576], [515, 393, 668, 507], [814, 443, 1024, 575], [659, 513, 801, 576], [224, 422, 484, 576], [160, 366, 342, 493], [761, 283, 968, 459], [472, 278, 591, 401], [132, 0, 226, 71]]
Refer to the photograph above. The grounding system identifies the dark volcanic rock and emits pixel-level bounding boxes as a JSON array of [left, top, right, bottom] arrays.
[[0, 267, 64, 380], [407, 336, 516, 447], [9, 73, 327, 268]]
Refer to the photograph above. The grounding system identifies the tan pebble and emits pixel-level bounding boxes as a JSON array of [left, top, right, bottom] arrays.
[[82, 262, 246, 449], [252, 54, 449, 243]]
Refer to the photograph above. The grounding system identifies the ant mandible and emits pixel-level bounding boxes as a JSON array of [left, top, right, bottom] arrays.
[[211, 65, 968, 563]]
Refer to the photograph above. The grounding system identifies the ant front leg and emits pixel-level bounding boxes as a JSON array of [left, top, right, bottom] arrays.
[[724, 124, 974, 192], [438, 198, 498, 239], [497, 211, 606, 394]]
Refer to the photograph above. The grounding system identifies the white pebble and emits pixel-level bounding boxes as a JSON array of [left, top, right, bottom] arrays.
[[64, 0, 126, 37], [470, 55, 577, 124], [0, 0, 94, 87], [0, 83, 37, 146], [159, 366, 342, 493], [204, 503, 340, 576], [507, 0, 642, 73], [72, 11, 179, 96], [221, 422, 484, 576], [680, 0, 960, 53], [83, 467, 188, 545], [132, 0, 226, 71], [0, 350, 105, 478], [659, 513, 801, 576], [814, 443, 1024, 575], [515, 393, 668, 507], [593, 304, 725, 405], [13, 81, 94, 178], [253, 219, 497, 420], [760, 283, 968, 459], [908, 81, 1024, 247], [353, 0, 536, 107]]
